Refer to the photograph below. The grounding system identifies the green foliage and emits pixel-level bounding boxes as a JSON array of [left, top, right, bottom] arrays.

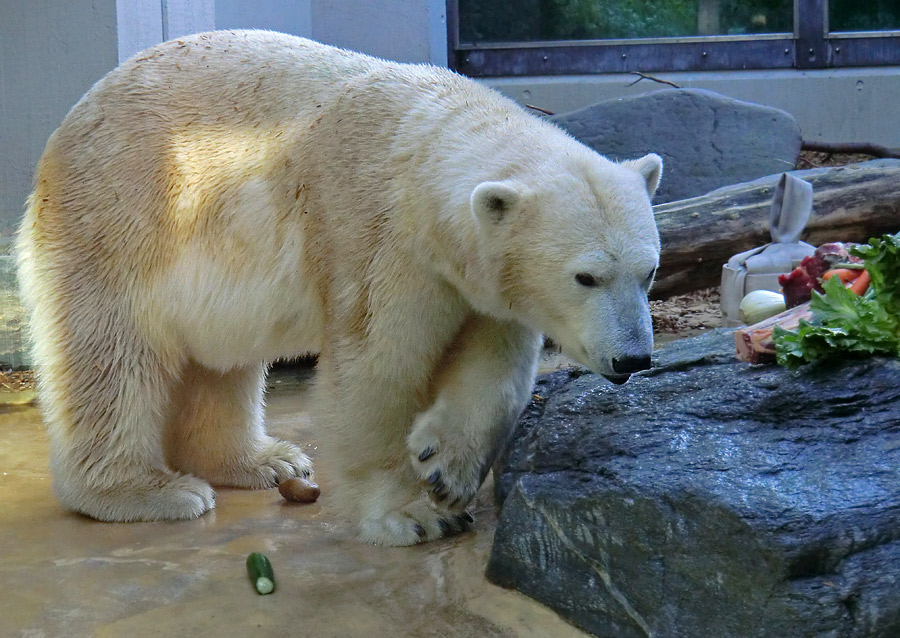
[[851, 234, 900, 318], [774, 234, 900, 369], [543, 0, 697, 40], [459, 0, 898, 44], [458, 0, 793, 43]]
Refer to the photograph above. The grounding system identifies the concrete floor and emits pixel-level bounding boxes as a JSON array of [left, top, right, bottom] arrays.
[[0, 367, 587, 638]]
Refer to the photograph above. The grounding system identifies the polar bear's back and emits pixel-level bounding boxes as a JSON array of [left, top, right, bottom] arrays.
[[74, 31, 382, 134], [28, 30, 501, 234], [24, 33, 401, 270], [24, 30, 539, 260], [56, 30, 488, 153]]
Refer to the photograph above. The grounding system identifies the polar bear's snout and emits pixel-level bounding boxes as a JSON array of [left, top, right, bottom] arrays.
[[586, 292, 655, 384]]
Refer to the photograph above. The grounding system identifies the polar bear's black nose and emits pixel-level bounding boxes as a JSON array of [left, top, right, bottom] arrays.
[[612, 355, 652, 374]]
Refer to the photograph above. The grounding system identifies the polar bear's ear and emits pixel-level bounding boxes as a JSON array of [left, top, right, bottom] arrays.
[[471, 181, 521, 224], [623, 153, 663, 198]]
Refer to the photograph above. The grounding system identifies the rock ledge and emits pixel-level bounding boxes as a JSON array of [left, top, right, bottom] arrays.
[[488, 330, 900, 638]]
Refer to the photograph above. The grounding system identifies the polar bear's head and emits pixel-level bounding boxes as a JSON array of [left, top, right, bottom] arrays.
[[470, 152, 662, 384]]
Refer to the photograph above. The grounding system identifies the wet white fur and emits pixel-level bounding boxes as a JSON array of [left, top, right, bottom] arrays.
[[17, 31, 661, 544]]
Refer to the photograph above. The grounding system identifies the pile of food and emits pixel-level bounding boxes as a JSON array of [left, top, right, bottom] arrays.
[[735, 233, 900, 368]]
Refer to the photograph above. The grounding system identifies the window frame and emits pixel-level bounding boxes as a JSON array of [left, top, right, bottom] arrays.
[[448, 0, 900, 77]]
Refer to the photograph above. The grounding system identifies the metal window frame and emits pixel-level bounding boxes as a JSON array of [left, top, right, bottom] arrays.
[[448, 0, 900, 77]]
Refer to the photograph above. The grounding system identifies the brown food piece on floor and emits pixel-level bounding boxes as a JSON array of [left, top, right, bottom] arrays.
[[278, 477, 321, 503]]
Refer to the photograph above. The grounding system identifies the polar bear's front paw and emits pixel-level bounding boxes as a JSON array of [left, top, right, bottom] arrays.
[[213, 438, 313, 489], [359, 498, 473, 546], [407, 410, 488, 513]]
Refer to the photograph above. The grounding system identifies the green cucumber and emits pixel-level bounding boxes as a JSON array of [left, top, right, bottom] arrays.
[[246, 552, 275, 595]]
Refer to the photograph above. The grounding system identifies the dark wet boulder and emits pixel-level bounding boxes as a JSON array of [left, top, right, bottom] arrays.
[[488, 329, 900, 638]]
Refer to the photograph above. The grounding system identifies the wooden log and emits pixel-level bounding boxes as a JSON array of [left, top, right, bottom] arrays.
[[802, 140, 900, 159], [652, 161, 900, 299]]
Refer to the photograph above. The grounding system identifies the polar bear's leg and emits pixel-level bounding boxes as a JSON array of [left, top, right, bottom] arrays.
[[407, 317, 542, 513], [164, 360, 312, 487], [40, 320, 216, 522], [325, 316, 540, 546], [318, 344, 474, 546]]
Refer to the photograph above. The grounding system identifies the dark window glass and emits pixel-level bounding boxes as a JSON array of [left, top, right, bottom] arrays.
[[458, 0, 793, 44], [450, 0, 900, 75], [829, 0, 900, 32]]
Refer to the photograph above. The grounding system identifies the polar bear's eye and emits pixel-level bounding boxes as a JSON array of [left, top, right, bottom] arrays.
[[575, 273, 598, 287]]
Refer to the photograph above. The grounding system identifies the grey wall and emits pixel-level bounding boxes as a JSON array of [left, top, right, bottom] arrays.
[[117, 0, 214, 63], [215, 0, 312, 38], [310, 0, 432, 63], [0, 0, 119, 242], [487, 67, 900, 148]]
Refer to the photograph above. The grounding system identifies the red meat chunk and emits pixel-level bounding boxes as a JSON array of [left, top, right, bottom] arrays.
[[777, 243, 862, 308], [779, 265, 819, 308]]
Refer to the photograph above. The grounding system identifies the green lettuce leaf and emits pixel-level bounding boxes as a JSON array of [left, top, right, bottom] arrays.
[[773, 233, 900, 369], [851, 233, 900, 317]]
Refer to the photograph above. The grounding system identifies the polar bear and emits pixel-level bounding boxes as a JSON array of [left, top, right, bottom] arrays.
[[17, 30, 661, 545]]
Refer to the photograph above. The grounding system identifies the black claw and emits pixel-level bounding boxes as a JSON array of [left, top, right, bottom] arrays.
[[438, 518, 452, 535], [427, 470, 441, 485], [414, 523, 427, 539], [459, 511, 474, 524], [432, 480, 450, 496], [418, 447, 436, 462]]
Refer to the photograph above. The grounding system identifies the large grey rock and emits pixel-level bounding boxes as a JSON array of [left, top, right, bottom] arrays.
[[488, 330, 900, 638], [550, 89, 803, 203]]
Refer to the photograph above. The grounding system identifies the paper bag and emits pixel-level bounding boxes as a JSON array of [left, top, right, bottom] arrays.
[[721, 173, 816, 325]]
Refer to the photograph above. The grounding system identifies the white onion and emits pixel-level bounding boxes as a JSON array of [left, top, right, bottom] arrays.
[[740, 290, 787, 325]]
